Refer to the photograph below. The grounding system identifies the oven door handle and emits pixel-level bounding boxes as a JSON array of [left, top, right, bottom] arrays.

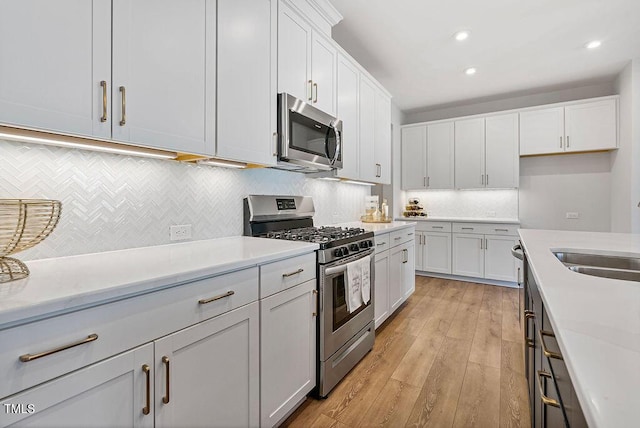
[[325, 264, 348, 276]]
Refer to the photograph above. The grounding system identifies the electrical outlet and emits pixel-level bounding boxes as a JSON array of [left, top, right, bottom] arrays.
[[566, 212, 580, 220], [170, 224, 192, 241], [486, 211, 496, 217]]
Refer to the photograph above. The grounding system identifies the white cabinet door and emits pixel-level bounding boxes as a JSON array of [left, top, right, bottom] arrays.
[[402, 242, 416, 300], [423, 232, 452, 274], [414, 232, 424, 271], [359, 76, 377, 183], [260, 280, 316, 427], [519, 107, 564, 155], [485, 236, 519, 282], [310, 33, 337, 116], [427, 121, 455, 189], [401, 126, 427, 190], [0, 0, 111, 139], [217, 0, 276, 165], [1, 344, 153, 428], [374, 90, 392, 185], [374, 250, 390, 329], [336, 54, 359, 180], [455, 118, 485, 189], [565, 99, 617, 152], [485, 113, 519, 188], [389, 245, 405, 312], [277, 2, 312, 103], [452, 233, 484, 278], [154, 302, 259, 428], [112, 0, 215, 155]]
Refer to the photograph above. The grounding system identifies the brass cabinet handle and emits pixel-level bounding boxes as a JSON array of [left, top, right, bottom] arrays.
[[162, 356, 170, 404], [308, 80, 313, 101], [119, 86, 126, 126], [313, 83, 318, 103], [536, 370, 561, 408], [432, 226, 444, 229], [19, 334, 98, 362], [100, 81, 108, 122], [462, 227, 474, 230], [312, 289, 318, 317], [142, 364, 151, 415], [526, 338, 535, 348], [376, 242, 385, 246], [539, 330, 563, 360], [495, 228, 509, 232], [566, 136, 570, 148], [198, 290, 234, 305], [524, 310, 535, 319], [282, 268, 304, 278]]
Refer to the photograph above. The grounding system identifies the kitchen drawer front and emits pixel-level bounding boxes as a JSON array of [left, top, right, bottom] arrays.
[[390, 227, 415, 248], [259, 253, 316, 298], [416, 221, 452, 233], [484, 224, 519, 236], [374, 232, 390, 254], [0, 267, 258, 399], [452, 222, 487, 234]]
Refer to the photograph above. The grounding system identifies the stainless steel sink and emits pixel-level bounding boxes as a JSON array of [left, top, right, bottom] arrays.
[[553, 251, 640, 282]]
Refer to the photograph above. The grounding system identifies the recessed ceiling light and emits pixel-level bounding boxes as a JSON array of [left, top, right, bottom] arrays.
[[454, 31, 470, 41], [464, 67, 477, 75], [586, 40, 602, 49]]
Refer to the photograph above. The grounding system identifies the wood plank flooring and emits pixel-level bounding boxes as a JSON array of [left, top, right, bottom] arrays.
[[283, 276, 531, 428]]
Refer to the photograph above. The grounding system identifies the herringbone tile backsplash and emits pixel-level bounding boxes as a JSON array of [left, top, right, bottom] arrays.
[[0, 140, 370, 260]]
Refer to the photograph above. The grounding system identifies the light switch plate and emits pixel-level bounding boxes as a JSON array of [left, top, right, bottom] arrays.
[[170, 224, 192, 241], [566, 212, 580, 219]]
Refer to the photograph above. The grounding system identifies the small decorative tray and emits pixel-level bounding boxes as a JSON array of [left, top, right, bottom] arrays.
[[360, 215, 392, 223]]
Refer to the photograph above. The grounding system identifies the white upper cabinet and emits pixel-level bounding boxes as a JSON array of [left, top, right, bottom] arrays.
[[374, 89, 392, 184], [336, 54, 360, 179], [520, 97, 618, 156], [519, 107, 565, 155], [111, 0, 215, 156], [564, 99, 617, 152], [455, 118, 485, 189], [359, 75, 377, 183], [278, 2, 312, 103], [217, 0, 277, 165], [485, 113, 519, 188], [0, 0, 112, 139], [277, 2, 336, 115], [401, 126, 427, 189], [427, 122, 455, 189]]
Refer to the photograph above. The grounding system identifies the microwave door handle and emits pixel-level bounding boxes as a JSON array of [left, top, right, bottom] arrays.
[[325, 124, 341, 166], [332, 125, 341, 166]]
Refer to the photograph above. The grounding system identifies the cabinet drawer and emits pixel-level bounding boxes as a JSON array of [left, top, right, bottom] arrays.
[[452, 222, 487, 234], [390, 227, 415, 247], [374, 233, 390, 253], [416, 221, 452, 232], [259, 253, 316, 298], [484, 224, 519, 236], [0, 267, 258, 399]]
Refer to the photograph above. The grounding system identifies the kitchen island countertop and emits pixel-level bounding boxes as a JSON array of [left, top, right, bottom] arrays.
[[519, 229, 640, 428], [0, 237, 318, 329]]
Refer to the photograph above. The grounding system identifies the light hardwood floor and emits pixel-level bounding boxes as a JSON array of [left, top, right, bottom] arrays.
[[282, 276, 531, 428]]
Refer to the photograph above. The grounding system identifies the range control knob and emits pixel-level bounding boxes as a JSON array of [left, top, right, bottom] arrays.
[[333, 248, 344, 257], [349, 243, 359, 252], [359, 241, 368, 249], [368, 240, 374, 247]]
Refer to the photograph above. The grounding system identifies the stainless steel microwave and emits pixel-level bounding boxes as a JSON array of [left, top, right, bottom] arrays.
[[277, 93, 342, 172]]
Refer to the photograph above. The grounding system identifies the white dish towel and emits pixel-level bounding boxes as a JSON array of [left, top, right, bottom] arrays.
[[346, 259, 363, 313], [360, 255, 371, 305]]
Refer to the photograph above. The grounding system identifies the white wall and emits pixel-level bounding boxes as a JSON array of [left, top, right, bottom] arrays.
[[0, 140, 370, 261], [404, 81, 617, 123], [404, 190, 518, 219], [519, 153, 612, 231]]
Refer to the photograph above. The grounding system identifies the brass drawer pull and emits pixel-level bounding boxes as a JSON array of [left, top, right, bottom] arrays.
[[526, 338, 535, 348], [495, 228, 509, 232], [100, 81, 108, 122], [524, 310, 535, 319], [308, 80, 313, 101], [536, 370, 561, 407], [198, 290, 234, 305], [162, 356, 170, 404], [19, 334, 98, 362], [313, 83, 318, 103], [119, 86, 126, 126], [312, 289, 318, 317], [282, 268, 304, 278], [462, 227, 474, 230], [376, 242, 386, 246], [142, 364, 151, 415], [539, 330, 563, 360], [432, 226, 444, 229]]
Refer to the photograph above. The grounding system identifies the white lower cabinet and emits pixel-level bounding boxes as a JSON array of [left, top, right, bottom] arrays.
[[484, 236, 519, 282], [260, 280, 316, 427], [374, 249, 390, 329], [1, 343, 154, 428], [452, 233, 485, 278], [389, 245, 405, 313], [416, 231, 452, 274], [154, 302, 259, 428], [402, 242, 416, 300]]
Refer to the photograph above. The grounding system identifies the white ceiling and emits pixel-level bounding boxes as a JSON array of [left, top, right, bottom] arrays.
[[330, 0, 640, 112]]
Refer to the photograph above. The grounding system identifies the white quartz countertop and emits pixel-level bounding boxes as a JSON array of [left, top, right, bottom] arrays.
[[0, 237, 318, 329], [518, 229, 640, 428], [330, 221, 416, 235], [396, 216, 520, 224]]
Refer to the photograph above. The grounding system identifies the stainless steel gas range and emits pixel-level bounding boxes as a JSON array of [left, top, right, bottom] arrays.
[[244, 195, 375, 397]]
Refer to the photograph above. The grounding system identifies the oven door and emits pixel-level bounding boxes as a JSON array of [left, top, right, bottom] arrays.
[[278, 93, 342, 170], [319, 250, 374, 361]]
